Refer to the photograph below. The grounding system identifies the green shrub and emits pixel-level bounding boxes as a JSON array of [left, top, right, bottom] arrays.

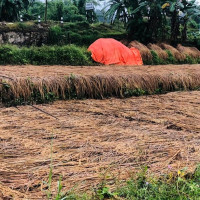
[[43, 165, 200, 200], [0, 45, 93, 66], [0, 45, 28, 65], [166, 50, 177, 64], [68, 32, 82, 44], [184, 55, 198, 64], [76, 21, 90, 29], [48, 25, 65, 45], [151, 50, 161, 65]]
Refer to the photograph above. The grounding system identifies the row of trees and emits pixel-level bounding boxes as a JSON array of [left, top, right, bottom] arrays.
[[105, 0, 200, 43], [0, 0, 199, 43], [0, 0, 98, 22]]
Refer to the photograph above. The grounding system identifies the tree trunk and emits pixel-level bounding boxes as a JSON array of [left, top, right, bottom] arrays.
[[171, 10, 179, 43], [45, 0, 47, 22], [182, 18, 187, 42]]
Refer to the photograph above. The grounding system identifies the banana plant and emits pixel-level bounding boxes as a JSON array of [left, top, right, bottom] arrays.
[[167, 0, 199, 41], [131, 0, 168, 40], [104, 0, 131, 24]]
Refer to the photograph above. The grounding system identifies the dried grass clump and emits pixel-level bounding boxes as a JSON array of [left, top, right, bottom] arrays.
[[159, 43, 186, 61], [1, 72, 200, 106], [120, 39, 129, 46], [128, 41, 152, 61], [177, 44, 200, 59], [147, 43, 168, 60]]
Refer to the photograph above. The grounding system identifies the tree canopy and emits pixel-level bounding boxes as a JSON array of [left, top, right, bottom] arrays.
[[105, 0, 200, 43], [0, 0, 30, 21]]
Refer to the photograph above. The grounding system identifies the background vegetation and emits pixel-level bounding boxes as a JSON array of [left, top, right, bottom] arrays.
[[0, 0, 200, 48]]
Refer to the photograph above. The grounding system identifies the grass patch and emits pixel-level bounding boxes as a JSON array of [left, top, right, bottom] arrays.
[[44, 165, 200, 199]]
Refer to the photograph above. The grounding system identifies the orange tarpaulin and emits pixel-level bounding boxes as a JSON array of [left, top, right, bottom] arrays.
[[88, 38, 143, 65]]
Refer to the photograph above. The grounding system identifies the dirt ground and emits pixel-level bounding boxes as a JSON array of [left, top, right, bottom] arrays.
[[0, 64, 200, 78], [0, 90, 200, 199]]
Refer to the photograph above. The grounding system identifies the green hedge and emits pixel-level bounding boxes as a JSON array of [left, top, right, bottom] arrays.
[[0, 44, 199, 66], [0, 45, 93, 65]]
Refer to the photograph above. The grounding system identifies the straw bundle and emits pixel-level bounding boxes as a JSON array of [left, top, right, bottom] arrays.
[[147, 43, 168, 60], [177, 44, 200, 59], [120, 39, 129, 46], [159, 43, 186, 61], [1, 72, 200, 106], [128, 41, 152, 61]]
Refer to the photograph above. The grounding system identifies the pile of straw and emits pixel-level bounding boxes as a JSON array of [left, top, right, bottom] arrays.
[[1, 72, 200, 106], [159, 43, 186, 61], [177, 44, 200, 59], [147, 43, 168, 60], [128, 41, 152, 61], [120, 39, 129, 46]]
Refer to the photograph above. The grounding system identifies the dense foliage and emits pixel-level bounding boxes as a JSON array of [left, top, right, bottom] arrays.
[[0, 0, 30, 21], [0, 44, 92, 65], [48, 22, 126, 46], [0, 0, 199, 47], [106, 0, 200, 44], [24, 0, 99, 23]]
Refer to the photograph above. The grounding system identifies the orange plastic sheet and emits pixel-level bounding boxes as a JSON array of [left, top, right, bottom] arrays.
[[88, 38, 143, 65]]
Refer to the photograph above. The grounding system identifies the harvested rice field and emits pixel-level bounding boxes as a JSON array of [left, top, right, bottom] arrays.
[[0, 64, 200, 78], [0, 65, 200, 199]]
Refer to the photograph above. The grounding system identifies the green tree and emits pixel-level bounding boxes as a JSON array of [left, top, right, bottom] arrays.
[[105, 0, 200, 43], [26, 0, 45, 20], [0, 0, 30, 21]]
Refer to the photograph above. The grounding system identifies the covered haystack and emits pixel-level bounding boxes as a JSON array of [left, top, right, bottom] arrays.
[[159, 43, 186, 61], [128, 41, 152, 61], [177, 44, 200, 59], [147, 43, 168, 60], [88, 38, 143, 65]]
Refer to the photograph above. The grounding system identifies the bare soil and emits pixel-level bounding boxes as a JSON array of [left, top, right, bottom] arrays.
[[0, 65, 200, 199]]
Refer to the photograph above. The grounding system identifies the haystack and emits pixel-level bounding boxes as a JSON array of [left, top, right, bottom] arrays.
[[147, 43, 168, 60], [120, 39, 129, 47], [177, 44, 200, 59], [159, 43, 186, 61], [128, 41, 152, 61]]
